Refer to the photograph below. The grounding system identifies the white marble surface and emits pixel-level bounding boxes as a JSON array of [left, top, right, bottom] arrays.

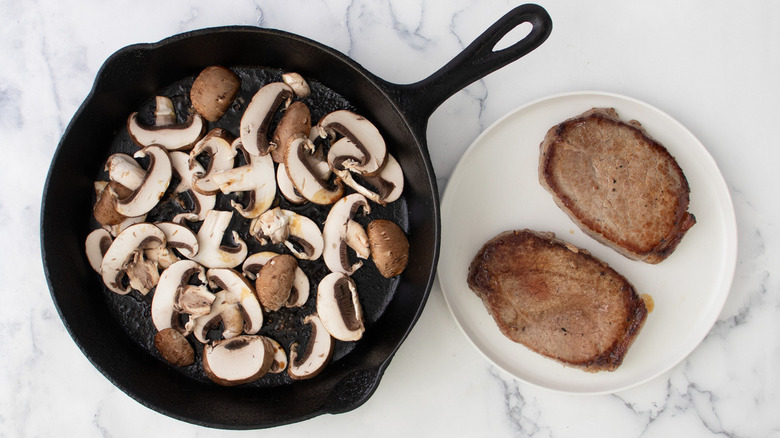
[[2, 0, 779, 436]]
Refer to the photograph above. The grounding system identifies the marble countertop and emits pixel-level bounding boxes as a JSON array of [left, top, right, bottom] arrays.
[[2, 1, 779, 436]]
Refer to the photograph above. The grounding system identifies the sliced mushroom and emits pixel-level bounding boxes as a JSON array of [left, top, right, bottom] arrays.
[[100, 223, 166, 295], [267, 337, 288, 374], [175, 284, 215, 317], [127, 98, 205, 151], [282, 72, 311, 99], [240, 82, 293, 156], [189, 128, 236, 196], [367, 219, 409, 278], [202, 335, 275, 386], [190, 290, 245, 344], [253, 254, 297, 312], [242, 251, 309, 308], [316, 272, 365, 342], [154, 96, 176, 126], [151, 260, 208, 334], [284, 136, 343, 205], [114, 146, 173, 218], [144, 246, 179, 270], [212, 139, 276, 218], [186, 210, 248, 269], [85, 228, 113, 273], [190, 66, 241, 122], [154, 221, 199, 258], [288, 313, 334, 380], [271, 101, 310, 163], [328, 140, 404, 205], [105, 153, 145, 190], [322, 193, 371, 275], [249, 207, 324, 260], [206, 268, 264, 335], [318, 109, 387, 175], [169, 150, 216, 222], [276, 163, 306, 204]]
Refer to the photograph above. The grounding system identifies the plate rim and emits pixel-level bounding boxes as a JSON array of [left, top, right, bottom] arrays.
[[436, 90, 738, 395]]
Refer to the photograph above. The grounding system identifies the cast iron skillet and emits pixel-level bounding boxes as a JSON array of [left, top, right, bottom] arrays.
[[41, 4, 552, 429]]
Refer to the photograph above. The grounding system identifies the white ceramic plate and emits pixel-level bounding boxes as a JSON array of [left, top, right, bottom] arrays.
[[437, 91, 737, 394]]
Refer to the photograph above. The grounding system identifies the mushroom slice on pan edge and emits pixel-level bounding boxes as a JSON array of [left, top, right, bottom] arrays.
[[284, 136, 344, 205], [288, 313, 334, 380], [85, 228, 113, 273], [316, 272, 365, 342], [322, 193, 371, 275], [114, 145, 173, 218], [240, 82, 294, 156], [206, 268, 264, 335], [202, 335, 276, 386], [249, 207, 324, 261], [211, 139, 276, 219], [169, 151, 216, 223], [242, 251, 309, 308], [282, 72, 311, 99], [127, 96, 205, 151], [317, 109, 387, 176], [100, 223, 166, 295], [185, 210, 248, 269], [189, 128, 236, 196], [151, 260, 208, 334]]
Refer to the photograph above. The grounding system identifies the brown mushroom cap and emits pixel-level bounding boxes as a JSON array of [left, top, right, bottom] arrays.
[[271, 101, 311, 163], [255, 254, 298, 311], [93, 181, 133, 225], [154, 328, 195, 367], [190, 66, 241, 122], [367, 219, 409, 278]]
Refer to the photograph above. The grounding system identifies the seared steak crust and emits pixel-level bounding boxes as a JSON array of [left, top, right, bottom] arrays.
[[539, 108, 696, 264], [467, 230, 647, 372]]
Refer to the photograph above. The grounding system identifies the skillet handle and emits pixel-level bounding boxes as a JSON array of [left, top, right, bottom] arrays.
[[388, 3, 552, 128]]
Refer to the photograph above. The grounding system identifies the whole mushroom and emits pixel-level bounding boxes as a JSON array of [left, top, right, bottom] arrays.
[[190, 66, 241, 122], [367, 219, 409, 278]]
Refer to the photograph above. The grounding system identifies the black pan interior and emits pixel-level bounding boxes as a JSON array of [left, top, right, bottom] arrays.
[[41, 27, 439, 429]]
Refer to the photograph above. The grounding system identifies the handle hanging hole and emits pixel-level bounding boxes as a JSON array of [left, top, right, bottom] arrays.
[[493, 21, 533, 52]]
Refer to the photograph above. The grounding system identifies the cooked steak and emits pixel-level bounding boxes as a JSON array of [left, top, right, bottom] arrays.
[[539, 107, 696, 264], [467, 229, 647, 372]]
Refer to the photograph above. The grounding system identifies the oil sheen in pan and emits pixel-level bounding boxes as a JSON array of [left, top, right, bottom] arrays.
[[93, 66, 409, 388]]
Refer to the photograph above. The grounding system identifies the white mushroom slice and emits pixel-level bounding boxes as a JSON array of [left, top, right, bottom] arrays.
[[191, 290, 245, 344], [282, 72, 311, 98], [328, 141, 404, 205], [114, 146, 173, 218], [276, 163, 306, 204], [288, 313, 334, 380], [105, 154, 145, 190], [203, 335, 275, 386], [169, 151, 216, 222], [267, 337, 288, 374], [318, 109, 387, 175], [85, 229, 113, 273], [242, 251, 309, 308], [101, 214, 148, 237], [316, 273, 365, 342], [240, 82, 294, 156], [249, 207, 324, 260], [127, 109, 205, 151], [189, 129, 236, 196], [151, 260, 207, 333], [212, 139, 276, 218], [175, 284, 215, 317], [322, 193, 371, 275], [145, 246, 179, 270], [284, 136, 343, 205], [186, 210, 248, 268], [154, 222, 199, 258], [100, 223, 166, 295], [206, 268, 264, 335]]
